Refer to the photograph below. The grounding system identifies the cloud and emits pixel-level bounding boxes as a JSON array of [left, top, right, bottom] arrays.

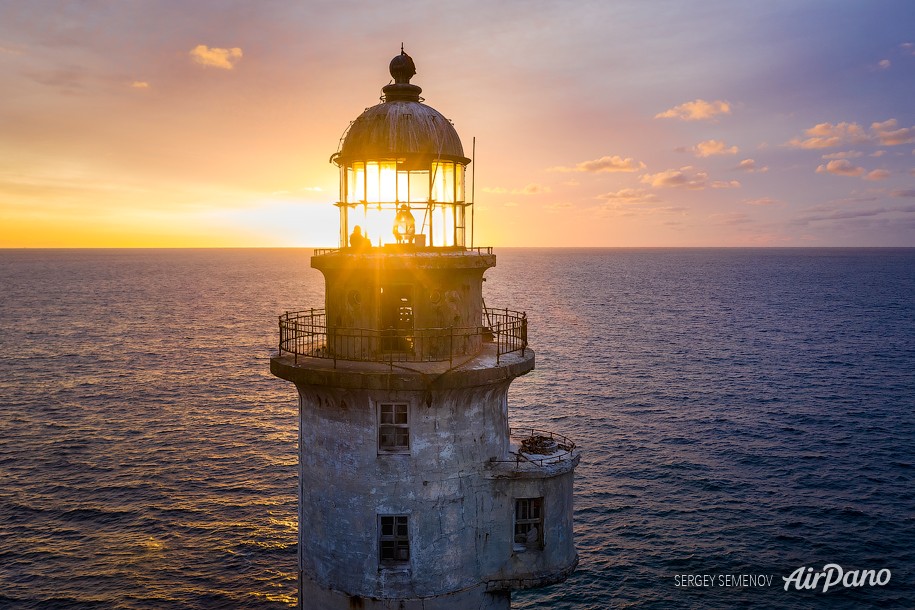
[[483, 184, 551, 195], [550, 155, 645, 173], [542, 202, 573, 210], [655, 99, 731, 121], [711, 180, 741, 189], [877, 59, 891, 70], [743, 197, 781, 206], [821, 150, 863, 160], [816, 159, 865, 177], [189, 45, 243, 69], [870, 150, 886, 157], [734, 159, 768, 173], [863, 169, 890, 181], [787, 119, 915, 149], [871, 119, 915, 146], [902, 42, 915, 56], [786, 122, 868, 149], [595, 188, 659, 204], [794, 201, 915, 225], [130, 81, 150, 89], [638, 166, 740, 191], [892, 189, 915, 198], [709, 212, 752, 225], [693, 139, 738, 157], [504, 201, 519, 207], [515, 183, 551, 195]]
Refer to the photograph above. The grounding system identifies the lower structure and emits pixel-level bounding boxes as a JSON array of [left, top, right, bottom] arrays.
[[272, 338, 579, 609]]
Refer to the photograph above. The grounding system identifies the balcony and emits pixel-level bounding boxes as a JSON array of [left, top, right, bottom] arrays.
[[312, 245, 494, 257], [277, 307, 527, 367], [500, 428, 577, 467]]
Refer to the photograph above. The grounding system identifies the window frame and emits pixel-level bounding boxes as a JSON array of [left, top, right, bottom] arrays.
[[513, 497, 544, 552], [377, 401, 410, 454], [378, 514, 411, 567]]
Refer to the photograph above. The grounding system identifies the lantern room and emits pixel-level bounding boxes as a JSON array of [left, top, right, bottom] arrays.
[[330, 48, 471, 249]]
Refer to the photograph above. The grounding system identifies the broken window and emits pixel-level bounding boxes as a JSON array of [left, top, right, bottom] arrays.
[[514, 497, 544, 551], [379, 514, 410, 564], [378, 402, 409, 452]]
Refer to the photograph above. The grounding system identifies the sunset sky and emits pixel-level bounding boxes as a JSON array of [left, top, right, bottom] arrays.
[[2, 1, 914, 247]]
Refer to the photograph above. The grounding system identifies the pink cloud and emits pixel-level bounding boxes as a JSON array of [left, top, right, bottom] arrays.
[[693, 139, 738, 157], [787, 119, 915, 149], [871, 119, 915, 146], [743, 197, 781, 206], [734, 159, 768, 173], [639, 166, 740, 190], [786, 122, 868, 149], [595, 188, 659, 204], [815, 159, 865, 177], [189, 45, 243, 69], [655, 99, 731, 121], [551, 155, 646, 173]]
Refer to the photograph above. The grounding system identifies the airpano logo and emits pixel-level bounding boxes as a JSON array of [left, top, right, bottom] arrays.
[[782, 564, 891, 593]]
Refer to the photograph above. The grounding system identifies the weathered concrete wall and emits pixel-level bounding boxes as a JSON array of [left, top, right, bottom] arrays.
[[314, 251, 494, 360], [296, 379, 513, 599], [484, 466, 579, 590], [300, 575, 511, 610]]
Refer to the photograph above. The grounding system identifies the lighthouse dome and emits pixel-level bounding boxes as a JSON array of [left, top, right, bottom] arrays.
[[334, 51, 469, 166]]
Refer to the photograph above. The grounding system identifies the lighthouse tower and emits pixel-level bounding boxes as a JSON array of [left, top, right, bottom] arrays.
[[271, 50, 579, 610]]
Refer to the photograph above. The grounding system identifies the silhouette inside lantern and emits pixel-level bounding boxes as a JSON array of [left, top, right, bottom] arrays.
[[393, 205, 416, 244]]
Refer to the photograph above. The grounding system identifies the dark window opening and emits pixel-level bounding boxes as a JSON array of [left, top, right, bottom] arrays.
[[379, 515, 410, 564], [379, 403, 409, 452], [514, 497, 544, 551], [381, 285, 414, 352]]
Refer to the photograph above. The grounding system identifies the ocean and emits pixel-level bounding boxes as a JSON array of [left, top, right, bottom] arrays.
[[1, 248, 913, 609]]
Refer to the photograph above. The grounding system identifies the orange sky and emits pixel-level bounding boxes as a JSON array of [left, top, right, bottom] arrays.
[[2, 1, 915, 247]]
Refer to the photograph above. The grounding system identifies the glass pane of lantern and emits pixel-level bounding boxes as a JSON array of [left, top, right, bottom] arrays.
[[455, 164, 464, 202], [455, 204, 465, 246], [444, 162, 454, 203], [397, 171, 408, 202], [431, 161, 455, 203], [348, 163, 365, 203], [380, 162, 397, 202], [366, 162, 380, 202], [408, 170, 429, 203]]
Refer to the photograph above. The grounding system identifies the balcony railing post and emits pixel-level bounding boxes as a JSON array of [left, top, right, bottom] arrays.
[[449, 326, 454, 368]]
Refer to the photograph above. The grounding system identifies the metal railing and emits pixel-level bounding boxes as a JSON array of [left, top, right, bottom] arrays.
[[311, 245, 493, 256], [491, 428, 577, 468], [278, 307, 526, 367]]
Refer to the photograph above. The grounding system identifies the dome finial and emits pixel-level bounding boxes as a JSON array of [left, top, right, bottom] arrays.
[[389, 46, 416, 84]]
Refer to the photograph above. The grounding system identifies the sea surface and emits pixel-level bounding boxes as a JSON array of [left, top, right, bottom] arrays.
[[1, 248, 913, 609]]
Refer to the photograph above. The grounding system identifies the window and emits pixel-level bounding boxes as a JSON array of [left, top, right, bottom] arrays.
[[514, 498, 544, 551], [378, 402, 409, 452], [379, 515, 410, 564], [380, 285, 414, 352]]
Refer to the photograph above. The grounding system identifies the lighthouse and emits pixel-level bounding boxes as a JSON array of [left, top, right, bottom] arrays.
[[271, 49, 579, 609]]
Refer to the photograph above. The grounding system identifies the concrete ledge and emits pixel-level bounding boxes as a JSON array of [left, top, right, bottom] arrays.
[[300, 572, 510, 609], [271, 345, 534, 391], [484, 554, 579, 592], [485, 451, 580, 479], [312, 250, 496, 272]]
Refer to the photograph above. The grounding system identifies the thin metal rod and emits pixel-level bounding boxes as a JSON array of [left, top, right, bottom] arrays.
[[471, 136, 476, 248]]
